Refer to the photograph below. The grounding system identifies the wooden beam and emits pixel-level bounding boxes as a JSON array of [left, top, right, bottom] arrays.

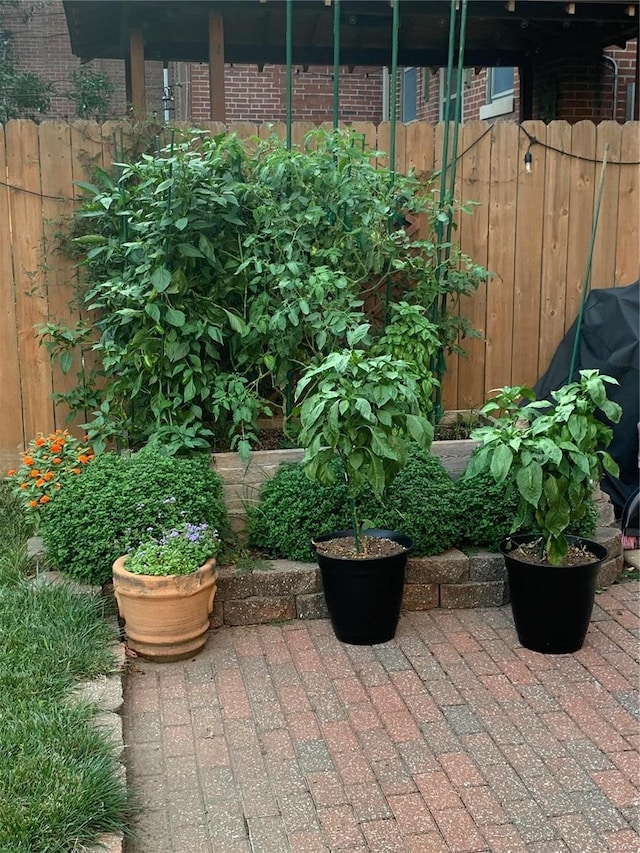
[[209, 10, 226, 122], [128, 27, 146, 115]]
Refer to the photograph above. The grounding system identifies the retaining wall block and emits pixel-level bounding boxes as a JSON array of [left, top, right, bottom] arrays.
[[224, 595, 297, 626], [440, 581, 509, 609], [215, 567, 255, 600], [406, 549, 469, 584], [251, 561, 321, 597], [402, 583, 440, 610], [593, 526, 622, 559], [598, 554, 624, 588], [296, 592, 329, 620], [469, 551, 507, 582]]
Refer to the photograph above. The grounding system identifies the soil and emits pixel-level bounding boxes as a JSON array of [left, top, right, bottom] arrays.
[[313, 535, 407, 559], [505, 537, 600, 567]]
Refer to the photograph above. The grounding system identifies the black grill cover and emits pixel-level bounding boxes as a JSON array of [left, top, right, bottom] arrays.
[[533, 281, 639, 513]]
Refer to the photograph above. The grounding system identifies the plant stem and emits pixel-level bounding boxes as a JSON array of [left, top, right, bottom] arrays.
[[351, 497, 362, 553]]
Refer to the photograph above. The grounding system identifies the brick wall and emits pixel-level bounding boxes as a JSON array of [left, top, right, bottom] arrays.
[[185, 62, 383, 124]]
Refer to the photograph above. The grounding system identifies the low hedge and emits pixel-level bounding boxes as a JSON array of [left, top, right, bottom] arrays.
[[40, 448, 230, 586], [247, 449, 598, 560]]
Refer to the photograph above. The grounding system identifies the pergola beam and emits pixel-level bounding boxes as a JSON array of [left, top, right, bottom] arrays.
[[209, 10, 226, 122], [125, 27, 146, 115]]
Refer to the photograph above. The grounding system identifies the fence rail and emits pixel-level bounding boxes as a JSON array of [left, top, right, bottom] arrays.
[[0, 118, 638, 470]]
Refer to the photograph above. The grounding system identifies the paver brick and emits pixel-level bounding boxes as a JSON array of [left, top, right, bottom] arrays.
[[441, 580, 508, 608], [406, 549, 469, 583]]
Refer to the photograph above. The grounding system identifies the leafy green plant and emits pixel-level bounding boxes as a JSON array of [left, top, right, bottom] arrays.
[[361, 448, 458, 555], [295, 326, 433, 551], [465, 370, 621, 564], [374, 301, 439, 416], [40, 448, 231, 585], [41, 128, 489, 456], [65, 65, 114, 121], [248, 461, 350, 561], [124, 521, 222, 576]]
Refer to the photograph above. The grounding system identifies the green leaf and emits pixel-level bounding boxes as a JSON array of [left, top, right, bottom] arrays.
[[165, 307, 186, 327], [151, 267, 172, 293], [60, 351, 73, 374], [490, 444, 513, 483], [175, 217, 189, 231], [177, 244, 204, 258], [516, 461, 542, 506], [145, 302, 160, 322], [223, 309, 247, 335]]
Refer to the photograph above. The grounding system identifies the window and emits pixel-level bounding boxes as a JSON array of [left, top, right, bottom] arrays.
[[402, 67, 418, 122], [480, 66, 515, 120], [439, 67, 467, 121]]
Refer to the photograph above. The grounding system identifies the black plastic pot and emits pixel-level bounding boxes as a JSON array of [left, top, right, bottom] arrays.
[[500, 534, 608, 655], [311, 529, 412, 645]]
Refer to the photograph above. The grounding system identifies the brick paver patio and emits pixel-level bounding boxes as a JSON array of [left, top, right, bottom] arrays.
[[123, 581, 639, 853]]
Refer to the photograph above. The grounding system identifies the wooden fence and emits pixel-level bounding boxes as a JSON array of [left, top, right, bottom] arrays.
[[0, 118, 638, 471]]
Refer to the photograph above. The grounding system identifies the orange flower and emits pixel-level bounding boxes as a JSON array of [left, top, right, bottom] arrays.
[[30, 469, 40, 477], [23, 456, 33, 466], [19, 483, 27, 490], [36, 478, 45, 487], [44, 471, 55, 481], [52, 458, 61, 465], [83, 434, 89, 442], [73, 468, 81, 475], [7, 469, 16, 476], [35, 437, 46, 447], [55, 429, 63, 435], [29, 499, 38, 508], [78, 454, 89, 464], [50, 444, 62, 454], [39, 495, 50, 504]]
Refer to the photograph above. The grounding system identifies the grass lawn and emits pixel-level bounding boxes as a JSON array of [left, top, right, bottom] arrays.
[[0, 485, 129, 853]]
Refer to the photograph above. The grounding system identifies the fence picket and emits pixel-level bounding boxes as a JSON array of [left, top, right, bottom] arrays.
[[538, 121, 572, 378], [615, 122, 640, 286], [0, 125, 24, 468], [6, 120, 54, 441]]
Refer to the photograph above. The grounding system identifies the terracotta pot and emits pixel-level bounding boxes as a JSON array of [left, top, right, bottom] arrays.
[[112, 556, 218, 662]]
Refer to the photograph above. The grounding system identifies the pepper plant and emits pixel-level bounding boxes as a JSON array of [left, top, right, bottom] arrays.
[[465, 369, 621, 565], [295, 325, 434, 551]]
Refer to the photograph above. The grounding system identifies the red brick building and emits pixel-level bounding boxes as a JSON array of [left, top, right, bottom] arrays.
[[3, 1, 637, 126]]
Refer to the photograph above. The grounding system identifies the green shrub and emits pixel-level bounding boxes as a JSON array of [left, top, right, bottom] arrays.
[[248, 450, 457, 560], [248, 462, 350, 561], [40, 448, 230, 585], [454, 472, 520, 551], [362, 449, 458, 556]]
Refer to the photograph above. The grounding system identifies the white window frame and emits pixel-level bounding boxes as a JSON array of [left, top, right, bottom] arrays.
[[402, 66, 418, 123], [480, 67, 515, 120]]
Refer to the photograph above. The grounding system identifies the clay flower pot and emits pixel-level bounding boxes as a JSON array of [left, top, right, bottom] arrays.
[[112, 556, 218, 662]]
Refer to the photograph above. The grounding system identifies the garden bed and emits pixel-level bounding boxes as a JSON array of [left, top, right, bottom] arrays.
[[210, 523, 623, 628]]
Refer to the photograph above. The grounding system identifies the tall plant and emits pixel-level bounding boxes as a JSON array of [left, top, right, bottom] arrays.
[[41, 128, 488, 455]]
